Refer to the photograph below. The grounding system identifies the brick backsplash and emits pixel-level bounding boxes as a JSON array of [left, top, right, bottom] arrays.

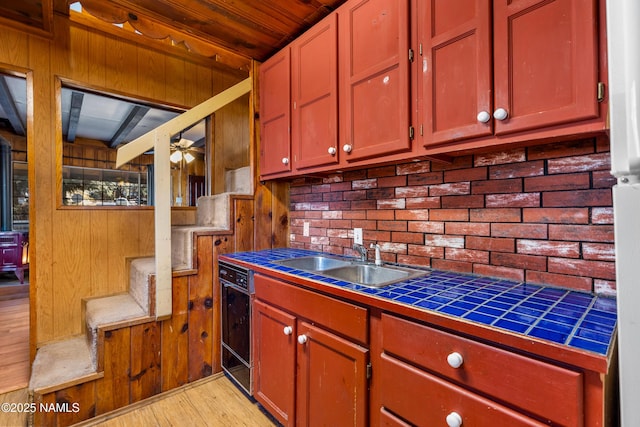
[[289, 138, 616, 295]]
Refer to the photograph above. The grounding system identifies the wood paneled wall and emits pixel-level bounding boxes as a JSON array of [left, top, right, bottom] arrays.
[[33, 219, 253, 425], [0, 15, 289, 348]]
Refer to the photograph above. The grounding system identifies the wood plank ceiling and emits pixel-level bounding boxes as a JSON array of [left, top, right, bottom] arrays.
[[1, 0, 348, 62], [0, 0, 347, 148]]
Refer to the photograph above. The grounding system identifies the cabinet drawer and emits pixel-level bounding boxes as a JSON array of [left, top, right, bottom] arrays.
[[0, 233, 20, 245], [380, 353, 547, 427], [380, 407, 411, 427], [381, 313, 582, 426], [254, 274, 368, 344], [1, 248, 20, 267]]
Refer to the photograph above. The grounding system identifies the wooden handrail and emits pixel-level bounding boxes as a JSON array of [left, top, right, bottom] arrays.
[[115, 77, 252, 318]]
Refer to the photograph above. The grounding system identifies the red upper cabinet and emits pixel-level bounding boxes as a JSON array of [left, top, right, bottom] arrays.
[[420, 0, 602, 150], [419, 0, 493, 146], [492, 0, 599, 134], [259, 48, 291, 178], [291, 14, 340, 171], [339, 0, 412, 163]]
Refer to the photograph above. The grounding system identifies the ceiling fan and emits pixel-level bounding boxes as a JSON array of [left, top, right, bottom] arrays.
[[170, 135, 201, 164]]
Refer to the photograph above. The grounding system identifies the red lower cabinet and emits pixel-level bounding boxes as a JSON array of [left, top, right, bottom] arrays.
[[296, 321, 368, 427], [379, 313, 583, 425], [252, 274, 614, 426], [253, 300, 296, 426], [379, 354, 546, 427], [252, 274, 369, 426], [370, 312, 619, 427]]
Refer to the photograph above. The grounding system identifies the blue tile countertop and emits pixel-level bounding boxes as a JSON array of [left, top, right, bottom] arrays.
[[222, 248, 617, 359]]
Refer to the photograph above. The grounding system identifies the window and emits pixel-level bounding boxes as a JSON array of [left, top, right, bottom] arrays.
[[57, 79, 207, 208], [12, 161, 28, 229], [62, 166, 148, 206]]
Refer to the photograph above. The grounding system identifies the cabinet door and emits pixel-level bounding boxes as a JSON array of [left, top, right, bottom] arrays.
[[493, 0, 599, 134], [291, 13, 339, 171], [253, 300, 296, 426], [420, 0, 492, 146], [339, 0, 411, 162], [296, 321, 368, 427], [259, 48, 291, 177]]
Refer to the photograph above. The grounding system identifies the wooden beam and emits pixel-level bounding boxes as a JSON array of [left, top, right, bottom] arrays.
[[66, 91, 84, 142], [116, 76, 252, 168], [0, 76, 26, 136], [110, 105, 150, 148], [154, 128, 173, 319]]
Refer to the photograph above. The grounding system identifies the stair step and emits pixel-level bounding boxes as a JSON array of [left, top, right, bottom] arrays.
[[85, 293, 147, 330], [29, 336, 97, 393], [171, 224, 231, 270], [171, 227, 196, 270], [85, 294, 148, 369], [197, 194, 231, 228], [129, 257, 155, 314]]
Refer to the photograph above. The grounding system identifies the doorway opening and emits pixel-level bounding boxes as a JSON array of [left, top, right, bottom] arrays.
[[0, 71, 30, 394]]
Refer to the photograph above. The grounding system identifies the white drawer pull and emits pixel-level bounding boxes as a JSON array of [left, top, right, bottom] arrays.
[[281, 157, 289, 165], [283, 326, 293, 336], [343, 144, 352, 153], [328, 146, 337, 155], [297, 334, 308, 344], [446, 411, 463, 427], [447, 352, 464, 369]]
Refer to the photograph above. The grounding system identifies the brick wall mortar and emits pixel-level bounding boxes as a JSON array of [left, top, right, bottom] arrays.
[[289, 138, 616, 295]]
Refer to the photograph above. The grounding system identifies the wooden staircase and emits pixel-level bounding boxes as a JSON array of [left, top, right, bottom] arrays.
[[27, 191, 256, 426]]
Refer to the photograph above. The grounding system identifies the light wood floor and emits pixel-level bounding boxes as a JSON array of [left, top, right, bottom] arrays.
[[0, 387, 29, 427], [77, 373, 275, 427], [0, 297, 30, 395]]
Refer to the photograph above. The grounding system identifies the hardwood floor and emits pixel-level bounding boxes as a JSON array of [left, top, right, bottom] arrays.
[[76, 373, 275, 427], [0, 375, 275, 427], [0, 271, 29, 301], [0, 297, 30, 395], [0, 387, 29, 427]]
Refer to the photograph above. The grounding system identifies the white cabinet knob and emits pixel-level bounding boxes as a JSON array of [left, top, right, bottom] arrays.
[[328, 146, 337, 155], [282, 157, 289, 165], [283, 326, 293, 336], [447, 352, 464, 368], [297, 334, 308, 344], [493, 108, 508, 121], [446, 411, 463, 427], [343, 144, 352, 153], [476, 111, 491, 123]]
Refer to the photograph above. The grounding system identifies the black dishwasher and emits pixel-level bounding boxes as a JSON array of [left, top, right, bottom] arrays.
[[220, 260, 254, 395]]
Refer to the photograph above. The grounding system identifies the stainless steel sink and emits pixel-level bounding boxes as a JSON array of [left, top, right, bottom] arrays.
[[273, 255, 352, 271], [321, 263, 427, 288], [274, 255, 428, 288]]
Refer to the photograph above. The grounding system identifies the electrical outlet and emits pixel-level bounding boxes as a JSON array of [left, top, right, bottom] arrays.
[[353, 228, 363, 245], [303, 222, 310, 237]]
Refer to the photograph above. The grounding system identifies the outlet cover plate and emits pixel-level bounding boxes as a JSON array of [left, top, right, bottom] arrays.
[[354, 228, 363, 245], [303, 222, 310, 237]]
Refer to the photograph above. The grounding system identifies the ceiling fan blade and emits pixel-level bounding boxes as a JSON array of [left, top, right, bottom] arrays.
[[178, 137, 195, 147]]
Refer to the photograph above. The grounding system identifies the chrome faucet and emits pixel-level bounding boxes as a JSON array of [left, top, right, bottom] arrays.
[[370, 243, 383, 266], [352, 243, 367, 262]]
